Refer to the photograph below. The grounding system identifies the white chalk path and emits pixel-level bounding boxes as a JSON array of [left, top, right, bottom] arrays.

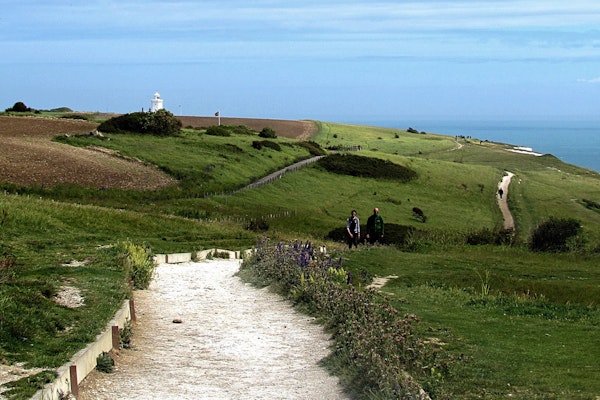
[[497, 172, 515, 230], [78, 260, 348, 400]]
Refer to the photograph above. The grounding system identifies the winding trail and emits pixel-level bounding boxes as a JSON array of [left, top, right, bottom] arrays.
[[77, 260, 348, 400], [497, 172, 515, 230]]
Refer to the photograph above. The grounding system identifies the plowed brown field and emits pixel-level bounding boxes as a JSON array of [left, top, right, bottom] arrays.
[[0, 116, 176, 190], [0, 115, 316, 190], [177, 116, 317, 140]]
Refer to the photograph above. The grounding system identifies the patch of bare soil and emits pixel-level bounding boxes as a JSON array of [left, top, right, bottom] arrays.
[[0, 116, 176, 190], [177, 116, 318, 140], [77, 260, 348, 400]]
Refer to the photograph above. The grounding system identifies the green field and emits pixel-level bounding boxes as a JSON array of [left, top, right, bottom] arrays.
[[1, 115, 599, 399]]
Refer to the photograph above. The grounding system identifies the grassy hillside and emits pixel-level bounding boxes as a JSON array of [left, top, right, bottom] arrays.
[[1, 114, 599, 399]]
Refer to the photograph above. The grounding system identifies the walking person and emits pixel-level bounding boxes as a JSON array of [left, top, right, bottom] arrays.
[[346, 210, 360, 249], [366, 207, 384, 245]]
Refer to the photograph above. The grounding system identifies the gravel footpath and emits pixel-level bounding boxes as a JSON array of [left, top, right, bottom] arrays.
[[77, 260, 348, 400]]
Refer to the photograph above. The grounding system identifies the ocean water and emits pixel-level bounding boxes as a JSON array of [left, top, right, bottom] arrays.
[[354, 119, 600, 173]]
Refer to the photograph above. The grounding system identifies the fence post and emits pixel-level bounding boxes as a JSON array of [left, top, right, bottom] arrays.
[[69, 365, 79, 397], [112, 326, 120, 350], [129, 299, 137, 322]]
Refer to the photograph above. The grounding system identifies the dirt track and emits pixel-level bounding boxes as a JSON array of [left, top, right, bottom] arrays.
[[77, 260, 348, 400]]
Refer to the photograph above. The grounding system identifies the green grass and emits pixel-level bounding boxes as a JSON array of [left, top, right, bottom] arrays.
[[339, 246, 600, 399], [55, 128, 316, 196], [2, 116, 600, 398]]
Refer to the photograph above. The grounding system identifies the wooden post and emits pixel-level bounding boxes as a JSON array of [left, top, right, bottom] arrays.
[[129, 299, 137, 322], [112, 325, 120, 350], [69, 365, 79, 397]]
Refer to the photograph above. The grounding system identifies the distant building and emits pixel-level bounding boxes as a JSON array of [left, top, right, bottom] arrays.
[[150, 92, 164, 112]]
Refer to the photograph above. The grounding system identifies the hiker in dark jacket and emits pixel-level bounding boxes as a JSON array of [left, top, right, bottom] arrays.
[[366, 207, 384, 244]]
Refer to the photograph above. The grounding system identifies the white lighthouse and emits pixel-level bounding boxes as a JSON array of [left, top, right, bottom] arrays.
[[150, 92, 164, 112]]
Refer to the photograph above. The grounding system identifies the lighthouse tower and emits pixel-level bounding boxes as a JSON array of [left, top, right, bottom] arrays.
[[150, 92, 164, 112]]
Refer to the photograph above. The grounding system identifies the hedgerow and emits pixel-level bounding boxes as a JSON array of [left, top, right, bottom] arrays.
[[239, 237, 448, 399], [318, 154, 417, 182], [98, 109, 182, 136]]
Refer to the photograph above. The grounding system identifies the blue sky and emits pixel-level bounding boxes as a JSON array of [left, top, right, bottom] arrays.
[[1, 1, 599, 123]]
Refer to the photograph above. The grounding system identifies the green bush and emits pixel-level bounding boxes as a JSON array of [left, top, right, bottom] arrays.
[[318, 154, 417, 182], [5, 101, 31, 112], [528, 217, 582, 252], [98, 109, 181, 136], [118, 241, 156, 289], [96, 351, 114, 373], [120, 319, 133, 349], [297, 141, 326, 156], [205, 125, 231, 136], [246, 217, 269, 231], [252, 140, 281, 151], [466, 227, 515, 246], [259, 127, 277, 138]]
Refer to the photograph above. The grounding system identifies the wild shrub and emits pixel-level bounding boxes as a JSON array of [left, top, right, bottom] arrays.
[[528, 217, 582, 252], [240, 237, 447, 398], [246, 217, 269, 231], [210, 250, 231, 259], [205, 125, 231, 136], [231, 125, 256, 135], [98, 109, 181, 136], [318, 154, 417, 182], [466, 227, 514, 246], [252, 140, 281, 151], [96, 351, 115, 373], [259, 127, 277, 138], [120, 319, 133, 349], [5, 101, 31, 112], [118, 241, 156, 289], [296, 140, 326, 156]]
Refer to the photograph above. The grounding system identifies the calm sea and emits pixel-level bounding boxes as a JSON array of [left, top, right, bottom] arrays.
[[351, 119, 600, 173]]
